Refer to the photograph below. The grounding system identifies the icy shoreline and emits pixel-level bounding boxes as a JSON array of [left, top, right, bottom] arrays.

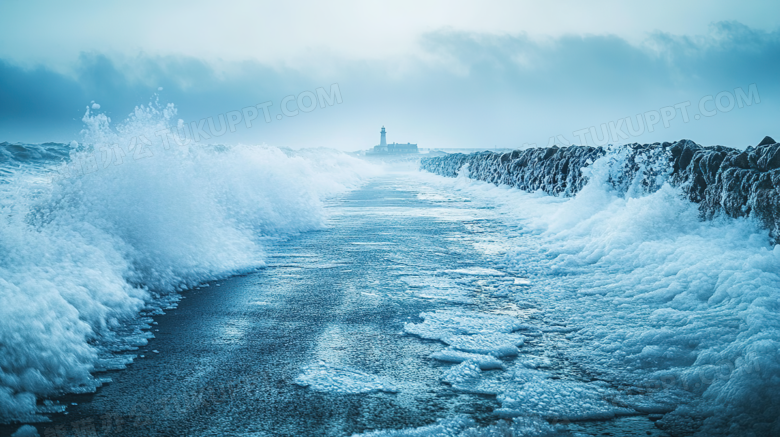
[[415, 150, 780, 436]]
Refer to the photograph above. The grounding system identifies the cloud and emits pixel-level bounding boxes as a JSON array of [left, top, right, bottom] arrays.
[[0, 22, 777, 149]]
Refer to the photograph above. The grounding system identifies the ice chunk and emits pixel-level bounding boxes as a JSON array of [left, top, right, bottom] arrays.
[[94, 355, 135, 371], [444, 333, 524, 357], [496, 378, 635, 421], [36, 400, 66, 414], [539, 326, 578, 333], [440, 360, 501, 395], [294, 362, 398, 394], [353, 414, 570, 436], [406, 311, 525, 356], [611, 393, 677, 414], [447, 267, 506, 276], [441, 361, 482, 385], [429, 349, 504, 370], [404, 310, 527, 341], [354, 415, 476, 436], [11, 425, 39, 437], [400, 276, 473, 303]]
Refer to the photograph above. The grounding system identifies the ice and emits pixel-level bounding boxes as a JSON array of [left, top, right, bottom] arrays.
[[354, 416, 476, 437], [354, 415, 571, 436], [443, 333, 523, 357], [404, 310, 528, 340], [440, 361, 501, 395], [93, 355, 135, 371], [401, 276, 458, 289], [11, 425, 39, 437], [400, 276, 472, 303], [406, 289, 473, 304], [496, 378, 635, 421], [36, 400, 66, 414], [441, 361, 481, 385], [67, 376, 111, 394], [447, 267, 506, 276], [405, 310, 526, 357], [294, 362, 398, 394], [429, 349, 504, 370], [609, 392, 679, 414], [538, 326, 577, 333]]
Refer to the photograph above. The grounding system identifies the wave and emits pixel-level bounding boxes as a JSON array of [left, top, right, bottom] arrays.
[[0, 143, 70, 187], [0, 103, 380, 421], [420, 143, 780, 436], [0, 142, 70, 167]]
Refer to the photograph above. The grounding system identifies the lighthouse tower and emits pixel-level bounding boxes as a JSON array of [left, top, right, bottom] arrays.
[[368, 126, 418, 155]]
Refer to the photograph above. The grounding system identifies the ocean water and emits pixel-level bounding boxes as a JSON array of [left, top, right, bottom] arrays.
[[0, 103, 380, 421]]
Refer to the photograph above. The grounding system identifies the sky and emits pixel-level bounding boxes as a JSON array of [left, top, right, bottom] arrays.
[[0, 0, 778, 150]]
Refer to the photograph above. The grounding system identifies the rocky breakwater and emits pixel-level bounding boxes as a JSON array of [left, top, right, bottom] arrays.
[[421, 136, 780, 241]]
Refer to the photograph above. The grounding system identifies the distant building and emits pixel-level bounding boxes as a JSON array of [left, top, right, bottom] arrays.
[[370, 126, 418, 154]]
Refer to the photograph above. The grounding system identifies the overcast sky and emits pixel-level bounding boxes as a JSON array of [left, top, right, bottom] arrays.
[[1, 0, 778, 150]]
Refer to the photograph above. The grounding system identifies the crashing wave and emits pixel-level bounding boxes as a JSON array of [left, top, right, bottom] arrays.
[[0, 103, 380, 422]]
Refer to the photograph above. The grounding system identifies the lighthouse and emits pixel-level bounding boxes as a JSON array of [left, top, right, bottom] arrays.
[[368, 126, 417, 155]]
